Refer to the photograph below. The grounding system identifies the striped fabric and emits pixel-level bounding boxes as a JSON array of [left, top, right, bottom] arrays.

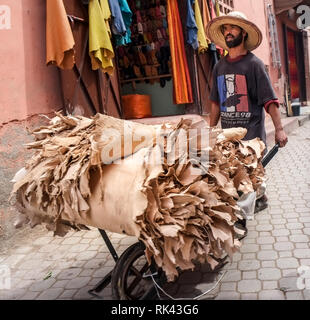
[[167, 0, 193, 104]]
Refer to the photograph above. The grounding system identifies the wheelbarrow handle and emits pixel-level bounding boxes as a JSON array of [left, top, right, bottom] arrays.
[[261, 143, 280, 168]]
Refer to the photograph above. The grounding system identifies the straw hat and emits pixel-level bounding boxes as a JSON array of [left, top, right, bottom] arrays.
[[206, 11, 262, 51]]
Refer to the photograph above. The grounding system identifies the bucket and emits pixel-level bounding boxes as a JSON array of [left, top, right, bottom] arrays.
[[291, 103, 300, 116], [121, 94, 152, 119]]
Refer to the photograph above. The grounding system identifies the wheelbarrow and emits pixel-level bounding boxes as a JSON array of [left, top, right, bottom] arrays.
[[88, 143, 280, 300]]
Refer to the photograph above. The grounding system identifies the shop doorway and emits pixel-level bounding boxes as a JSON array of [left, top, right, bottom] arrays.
[[284, 27, 307, 102]]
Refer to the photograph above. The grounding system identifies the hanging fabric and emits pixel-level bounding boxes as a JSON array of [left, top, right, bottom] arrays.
[[167, 0, 193, 104], [108, 0, 127, 36], [89, 0, 114, 74], [215, 0, 220, 17], [186, 0, 198, 50], [46, 0, 75, 69], [195, 0, 209, 53], [201, 0, 212, 37], [208, 0, 223, 56], [114, 0, 133, 47], [208, 0, 217, 19]]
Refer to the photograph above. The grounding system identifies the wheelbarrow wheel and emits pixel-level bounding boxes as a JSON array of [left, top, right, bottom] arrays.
[[111, 241, 163, 300]]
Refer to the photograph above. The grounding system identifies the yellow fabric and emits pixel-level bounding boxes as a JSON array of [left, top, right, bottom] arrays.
[[46, 0, 75, 69], [89, 0, 114, 74], [195, 0, 209, 53], [215, 0, 220, 17], [100, 0, 112, 36]]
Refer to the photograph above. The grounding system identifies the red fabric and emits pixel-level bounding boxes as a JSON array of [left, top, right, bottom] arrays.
[[287, 29, 299, 99], [264, 99, 279, 113], [208, 0, 217, 19], [167, 0, 193, 104]]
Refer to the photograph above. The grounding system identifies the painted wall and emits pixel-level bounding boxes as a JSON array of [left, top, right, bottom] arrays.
[[0, 0, 62, 125], [233, 0, 271, 65], [233, 0, 285, 104]]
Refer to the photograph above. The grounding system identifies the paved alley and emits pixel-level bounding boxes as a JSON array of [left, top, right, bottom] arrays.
[[0, 121, 310, 300]]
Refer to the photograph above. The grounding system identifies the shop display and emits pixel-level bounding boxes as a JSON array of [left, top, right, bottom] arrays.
[[117, 0, 172, 88]]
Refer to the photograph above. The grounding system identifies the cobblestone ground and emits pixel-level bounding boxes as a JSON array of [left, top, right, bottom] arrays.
[[0, 121, 309, 300]]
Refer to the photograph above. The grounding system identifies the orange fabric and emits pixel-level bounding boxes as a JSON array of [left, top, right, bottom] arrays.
[[167, 0, 193, 104], [46, 0, 75, 69], [201, 0, 212, 38], [122, 94, 152, 119]]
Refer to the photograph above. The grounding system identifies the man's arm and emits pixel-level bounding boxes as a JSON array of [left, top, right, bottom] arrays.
[[267, 103, 288, 147], [209, 102, 220, 127]]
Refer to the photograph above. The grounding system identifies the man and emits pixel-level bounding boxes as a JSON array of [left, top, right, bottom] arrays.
[[206, 11, 288, 217]]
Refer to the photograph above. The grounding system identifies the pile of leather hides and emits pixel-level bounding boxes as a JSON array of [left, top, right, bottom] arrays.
[[11, 113, 265, 281]]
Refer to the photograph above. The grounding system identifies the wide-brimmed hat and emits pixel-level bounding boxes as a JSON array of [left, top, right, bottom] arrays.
[[206, 11, 262, 51]]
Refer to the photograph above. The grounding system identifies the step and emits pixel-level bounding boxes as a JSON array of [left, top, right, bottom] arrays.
[[266, 115, 310, 147]]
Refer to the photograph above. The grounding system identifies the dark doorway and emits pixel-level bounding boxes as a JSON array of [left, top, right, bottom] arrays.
[[284, 26, 307, 102]]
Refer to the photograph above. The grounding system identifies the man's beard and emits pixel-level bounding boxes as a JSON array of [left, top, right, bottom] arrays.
[[225, 32, 244, 48]]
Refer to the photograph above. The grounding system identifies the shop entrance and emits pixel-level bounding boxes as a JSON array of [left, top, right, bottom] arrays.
[[284, 27, 307, 102], [117, 0, 185, 119]]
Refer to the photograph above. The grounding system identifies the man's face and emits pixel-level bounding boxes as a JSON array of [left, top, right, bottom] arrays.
[[222, 24, 245, 48]]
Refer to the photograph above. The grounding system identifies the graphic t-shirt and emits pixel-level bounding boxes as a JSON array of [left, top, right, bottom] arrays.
[[210, 52, 277, 146]]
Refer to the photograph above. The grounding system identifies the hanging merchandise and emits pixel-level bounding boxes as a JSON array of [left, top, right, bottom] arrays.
[[89, 0, 114, 74], [201, 0, 212, 39], [118, 0, 172, 89], [108, 0, 127, 36], [186, 0, 198, 50], [208, 0, 217, 19], [167, 0, 193, 104], [215, 0, 220, 17], [208, 0, 223, 56], [194, 0, 209, 53], [46, 0, 75, 69], [114, 0, 133, 47]]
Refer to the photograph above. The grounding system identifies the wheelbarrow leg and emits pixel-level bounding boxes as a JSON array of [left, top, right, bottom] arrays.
[[88, 229, 119, 298], [98, 229, 118, 262]]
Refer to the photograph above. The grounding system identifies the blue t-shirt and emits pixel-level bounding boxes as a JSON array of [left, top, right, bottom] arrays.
[[210, 52, 277, 146]]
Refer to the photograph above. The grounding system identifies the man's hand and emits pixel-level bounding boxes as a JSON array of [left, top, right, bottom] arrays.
[[268, 103, 288, 148], [275, 128, 288, 147]]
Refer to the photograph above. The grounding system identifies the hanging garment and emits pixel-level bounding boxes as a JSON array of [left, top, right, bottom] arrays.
[[167, 0, 193, 104], [108, 0, 127, 36], [208, 0, 217, 19], [186, 0, 198, 50], [46, 0, 75, 69], [215, 0, 220, 17], [115, 0, 133, 47], [194, 0, 209, 53], [208, 0, 223, 55], [201, 0, 211, 37], [89, 0, 114, 74]]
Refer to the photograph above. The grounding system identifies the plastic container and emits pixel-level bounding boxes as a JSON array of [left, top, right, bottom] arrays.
[[291, 102, 300, 116], [121, 94, 152, 119]]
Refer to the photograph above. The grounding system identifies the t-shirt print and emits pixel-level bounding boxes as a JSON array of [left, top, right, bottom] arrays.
[[217, 74, 251, 126]]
